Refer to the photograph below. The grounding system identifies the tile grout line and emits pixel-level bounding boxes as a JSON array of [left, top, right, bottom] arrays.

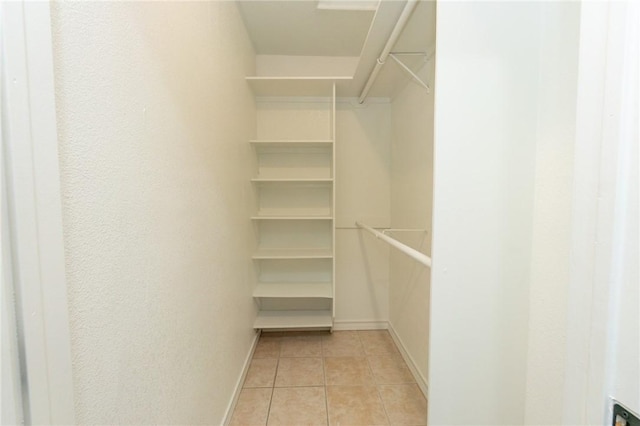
[[360, 330, 393, 426], [321, 336, 330, 426], [264, 386, 274, 426], [265, 336, 281, 426]]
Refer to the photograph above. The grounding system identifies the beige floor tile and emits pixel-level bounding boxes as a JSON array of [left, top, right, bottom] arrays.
[[244, 358, 278, 388], [368, 356, 415, 384], [230, 388, 272, 426], [280, 335, 323, 357], [275, 357, 324, 387], [358, 330, 400, 357], [268, 387, 327, 426], [254, 336, 281, 359], [281, 330, 330, 337], [322, 331, 365, 357], [378, 384, 428, 425], [326, 386, 388, 426], [324, 357, 374, 386], [261, 332, 285, 337]]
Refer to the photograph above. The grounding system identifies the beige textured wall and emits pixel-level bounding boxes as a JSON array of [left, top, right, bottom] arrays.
[[51, 2, 257, 423]]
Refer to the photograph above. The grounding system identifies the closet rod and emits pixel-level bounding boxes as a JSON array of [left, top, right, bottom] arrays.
[[356, 221, 432, 267], [358, 0, 419, 104], [382, 228, 426, 235]]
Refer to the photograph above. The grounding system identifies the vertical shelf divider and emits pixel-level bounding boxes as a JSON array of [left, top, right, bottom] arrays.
[[331, 82, 336, 323]]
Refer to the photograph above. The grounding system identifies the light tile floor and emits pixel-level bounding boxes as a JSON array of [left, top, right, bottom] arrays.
[[230, 330, 428, 426]]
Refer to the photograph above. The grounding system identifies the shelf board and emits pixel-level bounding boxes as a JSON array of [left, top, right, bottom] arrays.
[[256, 209, 332, 218], [246, 76, 352, 97], [251, 178, 333, 185], [254, 310, 333, 329], [250, 140, 334, 147], [253, 248, 333, 260], [251, 215, 333, 221], [251, 142, 333, 153], [253, 282, 333, 299]]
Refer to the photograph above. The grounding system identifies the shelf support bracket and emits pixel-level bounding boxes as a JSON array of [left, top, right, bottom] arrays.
[[388, 53, 431, 93]]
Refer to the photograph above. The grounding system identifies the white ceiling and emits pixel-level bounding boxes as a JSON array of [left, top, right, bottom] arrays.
[[236, 0, 437, 98], [236, 1, 376, 57]]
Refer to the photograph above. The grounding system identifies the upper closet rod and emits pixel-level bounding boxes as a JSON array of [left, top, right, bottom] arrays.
[[358, 0, 419, 104], [356, 221, 432, 268]]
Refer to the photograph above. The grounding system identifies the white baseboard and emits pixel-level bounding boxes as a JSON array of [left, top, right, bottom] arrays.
[[332, 320, 389, 331], [222, 330, 261, 425], [387, 323, 429, 399]]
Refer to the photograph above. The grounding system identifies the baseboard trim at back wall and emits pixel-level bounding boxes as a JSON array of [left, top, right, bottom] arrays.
[[388, 323, 429, 399], [222, 330, 261, 426], [332, 320, 389, 331]]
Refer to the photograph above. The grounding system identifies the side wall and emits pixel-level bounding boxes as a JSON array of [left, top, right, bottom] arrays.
[[388, 59, 435, 388], [524, 2, 580, 424], [51, 2, 257, 423], [432, 2, 636, 424], [430, 2, 542, 424]]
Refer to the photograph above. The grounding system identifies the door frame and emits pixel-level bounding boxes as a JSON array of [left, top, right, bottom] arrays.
[[563, 1, 639, 423], [1, 1, 75, 423]]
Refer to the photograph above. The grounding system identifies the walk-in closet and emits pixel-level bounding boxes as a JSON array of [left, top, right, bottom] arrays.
[[233, 1, 436, 422], [5, 0, 637, 425], [242, 0, 435, 346]]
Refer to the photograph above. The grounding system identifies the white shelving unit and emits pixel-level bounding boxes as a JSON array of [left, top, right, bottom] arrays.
[[248, 77, 338, 330]]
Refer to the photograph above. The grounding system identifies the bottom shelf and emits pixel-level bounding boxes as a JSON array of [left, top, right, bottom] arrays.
[[254, 310, 333, 330]]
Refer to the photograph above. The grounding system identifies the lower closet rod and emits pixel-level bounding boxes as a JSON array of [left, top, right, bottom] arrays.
[[355, 221, 432, 268]]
